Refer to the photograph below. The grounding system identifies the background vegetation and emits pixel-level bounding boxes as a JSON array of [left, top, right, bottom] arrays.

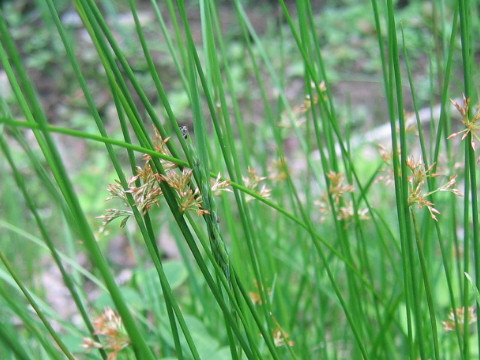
[[0, 0, 479, 359]]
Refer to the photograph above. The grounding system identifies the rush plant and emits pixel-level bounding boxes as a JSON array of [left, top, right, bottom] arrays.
[[0, 0, 478, 359]]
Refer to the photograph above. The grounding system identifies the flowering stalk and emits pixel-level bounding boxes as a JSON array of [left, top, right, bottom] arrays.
[[447, 95, 480, 150], [315, 171, 369, 224], [97, 131, 230, 233], [82, 308, 130, 360], [405, 156, 462, 221], [442, 306, 477, 334], [378, 150, 462, 221], [182, 127, 231, 283], [243, 167, 272, 202]]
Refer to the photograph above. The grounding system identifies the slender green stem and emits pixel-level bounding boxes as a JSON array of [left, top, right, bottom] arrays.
[[0, 251, 76, 360]]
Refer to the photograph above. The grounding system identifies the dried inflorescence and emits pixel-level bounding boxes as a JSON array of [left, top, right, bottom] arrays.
[[248, 280, 272, 305], [448, 95, 480, 150], [326, 171, 355, 203], [406, 156, 462, 221], [270, 315, 295, 348], [243, 167, 271, 202], [273, 327, 295, 347], [442, 306, 477, 333], [127, 163, 163, 215], [315, 171, 369, 223], [97, 208, 134, 233], [337, 201, 371, 221], [259, 314, 294, 347], [97, 162, 164, 232], [376, 145, 398, 185], [82, 308, 130, 360], [151, 128, 177, 171], [314, 192, 331, 223], [98, 130, 232, 232], [376, 145, 462, 221], [211, 173, 232, 196], [161, 168, 209, 216]]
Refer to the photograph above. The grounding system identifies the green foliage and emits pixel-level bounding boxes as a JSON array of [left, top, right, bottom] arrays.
[[0, 0, 479, 359]]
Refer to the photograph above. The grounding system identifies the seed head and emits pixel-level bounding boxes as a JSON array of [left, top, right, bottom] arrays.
[[448, 95, 480, 150], [82, 308, 130, 360], [270, 315, 295, 348], [273, 327, 294, 347], [337, 201, 370, 222], [406, 156, 462, 221], [161, 168, 209, 216], [248, 280, 271, 305], [148, 127, 177, 170], [210, 173, 232, 196], [242, 167, 271, 202], [442, 306, 477, 333], [326, 171, 354, 203]]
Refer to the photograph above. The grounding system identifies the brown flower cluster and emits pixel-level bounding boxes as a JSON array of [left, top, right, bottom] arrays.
[[273, 327, 295, 347], [248, 280, 272, 305], [376, 145, 462, 221], [326, 171, 355, 203], [98, 130, 231, 232], [243, 167, 271, 202], [376, 145, 397, 185], [82, 308, 130, 360], [259, 315, 294, 348], [406, 156, 462, 221], [161, 168, 209, 216], [315, 171, 369, 223], [442, 306, 477, 333], [315, 192, 331, 223], [448, 95, 480, 150], [337, 201, 371, 221], [271, 315, 295, 348], [210, 173, 232, 196]]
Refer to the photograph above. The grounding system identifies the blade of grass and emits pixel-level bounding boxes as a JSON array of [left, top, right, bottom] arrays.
[[0, 116, 381, 294], [0, 12, 157, 360], [0, 133, 107, 360], [0, 251, 76, 360], [459, 0, 480, 353]]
